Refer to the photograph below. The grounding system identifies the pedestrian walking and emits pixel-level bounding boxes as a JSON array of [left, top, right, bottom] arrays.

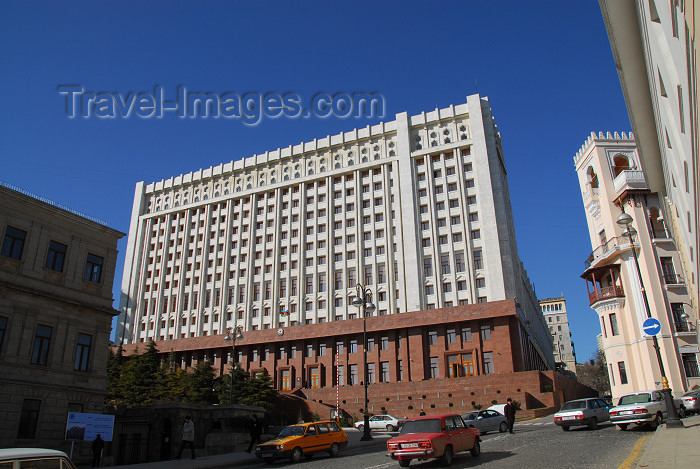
[[504, 398, 516, 434], [91, 434, 104, 467], [246, 415, 262, 453], [176, 415, 196, 460]]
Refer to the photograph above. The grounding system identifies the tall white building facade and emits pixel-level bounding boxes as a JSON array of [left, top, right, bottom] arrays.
[[116, 95, 552, 369], [575, 132, 698, 398], [539, 296, 577, 374]]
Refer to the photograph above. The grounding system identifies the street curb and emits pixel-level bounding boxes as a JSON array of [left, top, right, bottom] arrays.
[[618, 434, 650, 469]]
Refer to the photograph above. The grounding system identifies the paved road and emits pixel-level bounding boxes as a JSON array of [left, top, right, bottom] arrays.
[[244, 415, 651, 468]]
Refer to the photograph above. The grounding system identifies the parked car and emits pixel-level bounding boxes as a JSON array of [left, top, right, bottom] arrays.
[[355, 414, 404, 432], [608, 390, 685, 430], [386, 413, 480, 467], [553, 398, 610, 431], [255, 420, 348, 464], [461, 410, 508, 434], [680, 389, 700, 415], [0, 448, 77, 468]]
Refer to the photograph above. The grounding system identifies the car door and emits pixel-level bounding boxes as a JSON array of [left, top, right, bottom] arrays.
[[316, 423, 331, 450], [595, 399, 610, 421], [303, 424, 320, 453], [443, 416, 466, 452], [369, 415, 382, 429]]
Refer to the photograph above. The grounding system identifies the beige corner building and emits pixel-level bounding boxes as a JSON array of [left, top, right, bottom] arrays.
[[539, 297, 577, 374], [0, 182, 124, 451], [574, 133, 698, 399]]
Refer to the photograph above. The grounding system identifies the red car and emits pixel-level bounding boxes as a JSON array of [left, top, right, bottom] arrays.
[[386, 413, 481, 467]]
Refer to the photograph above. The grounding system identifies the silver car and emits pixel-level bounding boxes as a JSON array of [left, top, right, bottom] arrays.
[[461, 410, 508, 434], [553, 398, 610, 431], [680, 389, 700, 415]]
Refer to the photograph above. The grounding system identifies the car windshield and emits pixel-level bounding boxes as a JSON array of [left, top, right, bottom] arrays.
[[618, 393, 651, 405], [683, 390, 700, 397], [399, 419, 441, 435], [560, 401, 587, 411], [278, 426, 306, 437]]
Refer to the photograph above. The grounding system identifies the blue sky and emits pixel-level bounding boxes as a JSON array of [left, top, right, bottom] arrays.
[[0, 1, 632, 363]]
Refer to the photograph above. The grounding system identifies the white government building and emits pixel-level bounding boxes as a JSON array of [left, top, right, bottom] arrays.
[[115, 94, 552, 371]]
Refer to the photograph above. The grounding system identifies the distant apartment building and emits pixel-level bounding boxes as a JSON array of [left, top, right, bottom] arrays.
[[0, 182, 124, 451], [574, 132, 699, 399], [599, 0, 698, 319], [116, 95, 562, 413], [539, 297, 577, 374]]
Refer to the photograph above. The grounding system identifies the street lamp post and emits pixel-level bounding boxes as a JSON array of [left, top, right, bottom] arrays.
[[224, 326, 244, 405], [351, 283, 376, 441], [616, 212, 683, 428]]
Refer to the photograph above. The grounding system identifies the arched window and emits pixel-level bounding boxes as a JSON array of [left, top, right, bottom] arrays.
[[587, 167, 599, 189], [613, 154, 630, 178]]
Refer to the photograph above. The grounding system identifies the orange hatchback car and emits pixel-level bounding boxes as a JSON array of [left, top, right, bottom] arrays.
[[255, 420, 348, 464], [386, 414, 481, 467]]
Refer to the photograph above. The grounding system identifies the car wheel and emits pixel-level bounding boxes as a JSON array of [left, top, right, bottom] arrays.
[[439, 445, 453, 466], [562, 426, 570, 432], [398, 460, 411, 468], [329, 443, 340, 458], [387, 424, 396, 432], [263, 458, 275, 464], [588, 417, 598, 430], [651, 412, 662, 430], [357, 425, 364, 433], [679, 407, 686, 419], [499, 422, 508, 433], [290, 447, 303, 463], [470, 439, 481, 457], [617, 424, 628, 431]]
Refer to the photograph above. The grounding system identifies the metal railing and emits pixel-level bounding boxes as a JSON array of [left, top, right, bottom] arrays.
[[663, 273, 685, 285], [588, 285, 625, 305], [649, 228, 672, 239], [584, 236, 624, 269], [0, 180, 108, 226], [674, 320, 696, 333]]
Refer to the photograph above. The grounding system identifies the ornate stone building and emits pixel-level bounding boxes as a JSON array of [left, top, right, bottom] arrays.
[[0, 182, 124, 452]]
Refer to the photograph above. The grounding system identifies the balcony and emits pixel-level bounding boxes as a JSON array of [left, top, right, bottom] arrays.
[[649, 228, 672, 240], [584, 236, 625, 270], [674, 320, 696, 334], [614, 169, 648, 194], [663, 273, 685, 286], [588, 285, 625, 305]]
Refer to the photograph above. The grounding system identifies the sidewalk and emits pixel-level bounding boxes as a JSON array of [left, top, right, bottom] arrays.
[[106, 428, 391, 469], [632, 413, 700, 468]]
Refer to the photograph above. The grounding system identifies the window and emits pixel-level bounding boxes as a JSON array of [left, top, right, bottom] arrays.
[[0, 316, 6, 352], [480, 324, 492, 340], [380, 361, 390, 382], [32, 325, 52, 365], [1, 226, 27, 259], [682, 354, 700, 378], [74, 333, 92, 372], [461, 327, 472, 342], [441, 255, 450, 274], [473, 250, 482, 269], [350, 339, 358, 353], [428, 330, 438, 345], [84, 254, 103, 283], [618, 361, 628, 384], [17, 399, 41, 439], [380, 336, 389, 350], [455, 253, 465, 272], [350, 364, 358, 385], [446, 329, 456, 344], [367, 337, 375, 351], [483, 352, 494, 374], [424, 258, 433, 276], [609, 313, 619, 336], [45, 240, 67, 271], [429, 357, 440, 378]]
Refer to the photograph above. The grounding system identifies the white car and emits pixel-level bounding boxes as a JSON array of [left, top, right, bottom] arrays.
[[354, 414, 403, 432], [0, 448, 77, 468]]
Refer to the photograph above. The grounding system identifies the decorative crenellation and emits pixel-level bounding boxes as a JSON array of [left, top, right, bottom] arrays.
[[573, 131, 635, 165]]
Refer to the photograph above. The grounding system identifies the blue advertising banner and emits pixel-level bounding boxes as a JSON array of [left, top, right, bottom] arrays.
[[65, 413, 115, 441]]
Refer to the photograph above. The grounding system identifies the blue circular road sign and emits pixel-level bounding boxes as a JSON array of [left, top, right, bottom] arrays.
[[642, 317, 662, 336]]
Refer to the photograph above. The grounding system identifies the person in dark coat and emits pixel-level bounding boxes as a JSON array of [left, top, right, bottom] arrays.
[[91, 434, 104, 467], [246, 415, 262, 453], [504, 398, 516, 434]]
